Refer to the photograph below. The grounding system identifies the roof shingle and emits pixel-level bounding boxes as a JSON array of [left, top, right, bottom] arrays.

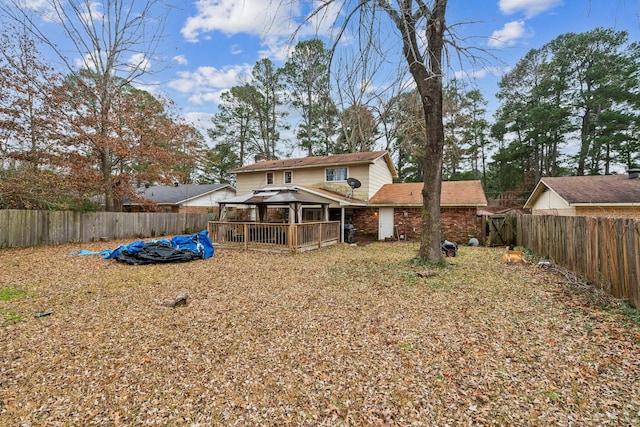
[[538, 175, 640, 205], [135, 184, 231, 204], [230, 151, 396, 176], [369, 181, 487, 206]]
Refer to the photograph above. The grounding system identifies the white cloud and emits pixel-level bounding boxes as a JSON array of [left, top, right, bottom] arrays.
[[180, 0, 340, 65], [488, 20, 529, 48], [188, 91, 226, 105], [184, 111, 214, 126], [181, 0, 300, 42], [78, 1, 103, 26], [168, 64, 252, 105], [173, 55, 188, 65], [498, 0, 563, 19], [128, 53, 151, 72], [454, 66, 503, 80], [170, 64, 252, 90]]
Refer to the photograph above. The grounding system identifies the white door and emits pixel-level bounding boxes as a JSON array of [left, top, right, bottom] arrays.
[[378, 207, 394, 240]]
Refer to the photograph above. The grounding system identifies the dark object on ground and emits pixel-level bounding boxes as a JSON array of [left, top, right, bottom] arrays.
[[441, 240, 458, 257], [34, 311, 53, 318], [114, 242, 203, 265], [161, 293, 188, 308], [106, 230, 214, 265], [343, 224, 355, 244], [417, 269, 437, 278]]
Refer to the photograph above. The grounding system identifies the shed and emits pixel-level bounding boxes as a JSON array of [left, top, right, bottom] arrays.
[[524, 172, 640, 218]]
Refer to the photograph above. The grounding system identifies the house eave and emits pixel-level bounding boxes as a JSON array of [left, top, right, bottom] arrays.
[[368, 203, 487, 208], [571, 202, 640, 207]]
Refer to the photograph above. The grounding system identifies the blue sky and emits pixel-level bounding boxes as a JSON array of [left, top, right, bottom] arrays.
[[13, 0, 640, 149], [151, 0, 640, 145]]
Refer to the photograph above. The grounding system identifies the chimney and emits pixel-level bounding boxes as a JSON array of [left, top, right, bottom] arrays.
[[255, 154, 267, 163], [628, 169, 640, 179]]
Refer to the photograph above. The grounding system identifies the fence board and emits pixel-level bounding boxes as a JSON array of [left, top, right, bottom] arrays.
[[0, 210, 209, 248], [514, 214, 639, 308]]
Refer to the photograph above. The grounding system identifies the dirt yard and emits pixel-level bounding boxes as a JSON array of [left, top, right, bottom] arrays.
[[1, 240, 639, 426]]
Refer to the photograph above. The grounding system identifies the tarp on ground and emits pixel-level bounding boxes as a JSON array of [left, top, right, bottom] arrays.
[[72, 230, 214, 265]]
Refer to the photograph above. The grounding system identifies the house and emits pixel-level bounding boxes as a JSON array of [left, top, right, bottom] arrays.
[[124, 183, 236, 214], [523, 171, 640, 218], [367, 181, 488, 242], [229, 151, 396, 224], [222, 151, 488, 244]]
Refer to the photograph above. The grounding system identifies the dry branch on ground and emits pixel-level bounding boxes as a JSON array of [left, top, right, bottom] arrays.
[[1, 241, 639, 426]]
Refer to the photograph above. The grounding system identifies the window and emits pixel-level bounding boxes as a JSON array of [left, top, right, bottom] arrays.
[[266, 172, 274, 185], [325, 167, 348, 182], [284, 170, 293, 184]]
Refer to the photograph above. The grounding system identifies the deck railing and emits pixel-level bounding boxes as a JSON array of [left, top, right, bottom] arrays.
[[208, 221, 341, 252]]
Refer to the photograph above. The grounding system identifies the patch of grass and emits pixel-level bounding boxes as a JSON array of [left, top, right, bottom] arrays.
[[0, 287, 29, 301], [4, 310, 23, 323], [605, 300, 640, 328], [409, 256, 451, 269]]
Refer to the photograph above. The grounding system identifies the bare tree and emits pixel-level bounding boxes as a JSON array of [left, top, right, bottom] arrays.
[[1, 0, 171, 211], [295, 0, 448, 260]]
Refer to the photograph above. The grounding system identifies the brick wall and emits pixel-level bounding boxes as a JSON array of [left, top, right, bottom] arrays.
[[352, 206, 482, 244], [352, 208, 378, 239]]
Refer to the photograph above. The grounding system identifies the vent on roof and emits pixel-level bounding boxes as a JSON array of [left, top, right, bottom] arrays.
[[628, 169, 640, 179]]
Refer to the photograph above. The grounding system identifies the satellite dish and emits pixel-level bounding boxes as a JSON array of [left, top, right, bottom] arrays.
[[346, 177, 361, 189], [345, 177, 361, 199]]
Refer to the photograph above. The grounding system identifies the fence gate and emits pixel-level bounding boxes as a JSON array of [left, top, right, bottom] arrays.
[[488, 214, 517, 246]]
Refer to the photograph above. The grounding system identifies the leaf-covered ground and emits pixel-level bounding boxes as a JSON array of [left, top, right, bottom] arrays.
[[1, 241, 639, 426]]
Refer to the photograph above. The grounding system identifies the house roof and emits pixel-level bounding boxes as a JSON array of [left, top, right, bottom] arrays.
[[230, 150, 398, 177], [524, 175, 640, 208], [133, 184, 234, 205], [368, 181, 488, 207]]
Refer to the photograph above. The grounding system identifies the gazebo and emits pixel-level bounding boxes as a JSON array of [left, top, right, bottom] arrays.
[[218, 187, 331, 223], [209, 187, 341, 252]]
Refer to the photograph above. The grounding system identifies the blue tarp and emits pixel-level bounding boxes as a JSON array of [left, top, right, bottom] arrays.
[[71, 230, 214, 264]]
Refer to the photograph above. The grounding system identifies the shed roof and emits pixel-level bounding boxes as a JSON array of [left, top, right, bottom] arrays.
[[230, 150, 398, 177], [368, 181, 488, 207], [524, 175, 640, 208]]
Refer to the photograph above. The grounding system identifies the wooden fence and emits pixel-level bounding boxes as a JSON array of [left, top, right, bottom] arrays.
[[515, 214, 640, 308], [0, 210, 210, 248]]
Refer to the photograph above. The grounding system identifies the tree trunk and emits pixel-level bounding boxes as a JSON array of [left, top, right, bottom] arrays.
[[577, 107, 591, 176], [417, 1, 447, 260]]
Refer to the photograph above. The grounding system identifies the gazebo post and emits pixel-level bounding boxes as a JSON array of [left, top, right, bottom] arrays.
[[296, 203, 303, 224], [288, 203, 296, 224], [257, 205, 267, 223]]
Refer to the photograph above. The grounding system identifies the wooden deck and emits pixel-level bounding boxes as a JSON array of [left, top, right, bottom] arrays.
[[208, 221, 341, 253]]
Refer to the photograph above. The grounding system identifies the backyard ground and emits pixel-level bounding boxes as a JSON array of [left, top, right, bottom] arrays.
[[1, 240, 639, 426]]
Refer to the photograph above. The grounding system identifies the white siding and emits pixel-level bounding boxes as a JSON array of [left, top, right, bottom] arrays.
[[530, 189, 571, 214], [183, 188, 236, 207], [234, 154, 395, 201], [368, 158, 395, 200]]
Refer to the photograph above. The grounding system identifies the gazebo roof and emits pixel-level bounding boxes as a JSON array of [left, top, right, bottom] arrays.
[[220, 187, 330, 206]]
